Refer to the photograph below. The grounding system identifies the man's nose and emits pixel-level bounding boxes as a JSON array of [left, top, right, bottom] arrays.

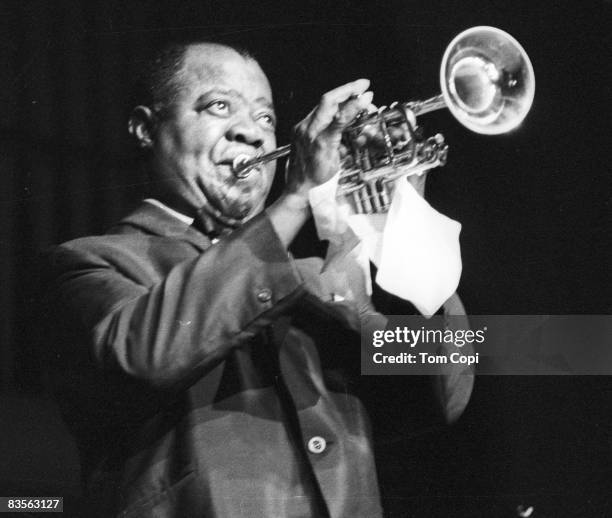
[[226, 115, 265, 148]]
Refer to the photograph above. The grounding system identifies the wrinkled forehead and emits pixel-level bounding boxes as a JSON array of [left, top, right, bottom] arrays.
[[178, 44, 273, 102]]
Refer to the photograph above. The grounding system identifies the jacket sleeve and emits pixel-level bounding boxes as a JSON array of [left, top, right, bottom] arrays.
[[46, 213, 305, 389]]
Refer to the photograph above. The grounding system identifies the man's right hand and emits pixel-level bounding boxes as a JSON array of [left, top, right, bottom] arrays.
[[267, 80, 373, 248], [285, 79, 373, 200]]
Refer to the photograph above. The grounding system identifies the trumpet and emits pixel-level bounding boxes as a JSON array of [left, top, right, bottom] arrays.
[[233, 26, 535, 213]]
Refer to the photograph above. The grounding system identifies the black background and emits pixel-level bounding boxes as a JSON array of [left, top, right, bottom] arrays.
[[0, 1, 611, 516]]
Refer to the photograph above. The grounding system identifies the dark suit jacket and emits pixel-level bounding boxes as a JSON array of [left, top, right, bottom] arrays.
[[44, 202, 384, 518]]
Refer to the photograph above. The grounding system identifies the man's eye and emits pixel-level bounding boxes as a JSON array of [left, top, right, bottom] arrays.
[[257, 113, 276, 129], [204, 100, 230, 115]]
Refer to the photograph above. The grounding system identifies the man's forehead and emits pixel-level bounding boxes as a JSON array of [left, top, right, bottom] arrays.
[[180, 44, 271, 95]]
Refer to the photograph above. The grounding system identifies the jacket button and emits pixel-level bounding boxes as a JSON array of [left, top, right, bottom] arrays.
[[257, 288, 272, 303], [307, 436, 327, 454]]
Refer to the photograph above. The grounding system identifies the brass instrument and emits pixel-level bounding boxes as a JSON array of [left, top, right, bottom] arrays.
[[233, 26, 535, 213]]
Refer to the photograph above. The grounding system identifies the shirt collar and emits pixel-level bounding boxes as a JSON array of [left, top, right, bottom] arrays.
[[143, 198, 194, 226]]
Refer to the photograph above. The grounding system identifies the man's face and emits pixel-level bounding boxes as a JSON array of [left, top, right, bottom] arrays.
[[150, 45, 277, 220]]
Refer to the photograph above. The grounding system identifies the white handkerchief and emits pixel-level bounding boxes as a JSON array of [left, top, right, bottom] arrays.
[[375, 180, 462, 315], [309, 174, 462, 316], [345, 213, 387, 267]]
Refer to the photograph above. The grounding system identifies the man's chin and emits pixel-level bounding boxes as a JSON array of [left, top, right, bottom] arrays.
[[228, 205, 264, 222], [222, 197, 266, 222], [241, 206, 265, 222]]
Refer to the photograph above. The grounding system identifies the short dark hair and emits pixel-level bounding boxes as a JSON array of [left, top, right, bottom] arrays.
[[131, 40, 255, 115]]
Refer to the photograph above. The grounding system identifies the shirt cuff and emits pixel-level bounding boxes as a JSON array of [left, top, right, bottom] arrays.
[[308, 172, 353, 243]]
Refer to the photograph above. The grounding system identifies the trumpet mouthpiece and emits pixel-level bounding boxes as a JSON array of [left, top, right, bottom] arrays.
[[232, 155, 252, 178]]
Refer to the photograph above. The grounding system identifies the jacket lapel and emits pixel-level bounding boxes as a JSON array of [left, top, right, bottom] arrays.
[[108, 201, 212, 252]]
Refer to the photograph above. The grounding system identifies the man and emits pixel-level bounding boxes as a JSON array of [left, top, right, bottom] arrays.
[[44, 41, 471, 517]]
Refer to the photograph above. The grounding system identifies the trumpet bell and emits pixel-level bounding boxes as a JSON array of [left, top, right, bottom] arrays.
[[441, 26, 535, 135]]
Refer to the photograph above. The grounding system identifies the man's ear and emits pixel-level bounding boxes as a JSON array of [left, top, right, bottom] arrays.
[[128, 106, 156, 149]]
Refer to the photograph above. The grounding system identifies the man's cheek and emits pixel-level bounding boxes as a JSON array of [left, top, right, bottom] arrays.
[[259, 167, 275, 194]]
